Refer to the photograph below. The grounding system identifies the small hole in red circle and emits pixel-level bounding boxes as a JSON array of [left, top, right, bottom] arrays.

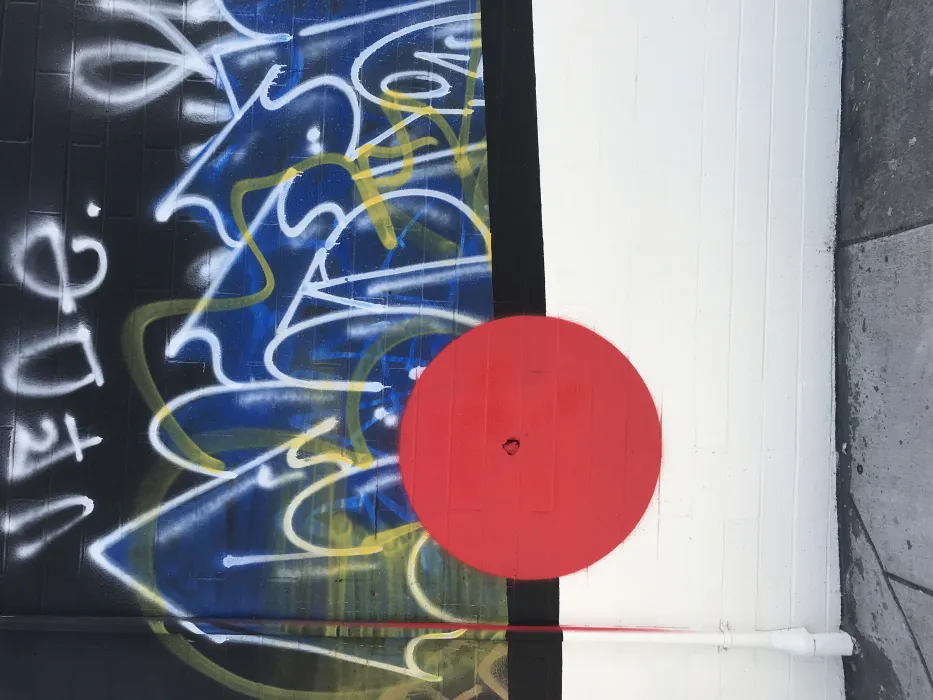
[[502, 438, 521, 456]]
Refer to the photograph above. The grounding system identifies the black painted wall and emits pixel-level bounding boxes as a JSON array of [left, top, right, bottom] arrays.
[[0, 0, 557, 697]]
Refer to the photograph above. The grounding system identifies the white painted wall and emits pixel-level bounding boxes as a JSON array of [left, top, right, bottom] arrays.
[[530, 0, 845, 697]]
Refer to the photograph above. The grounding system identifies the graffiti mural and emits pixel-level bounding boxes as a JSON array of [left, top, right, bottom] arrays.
[[0, 0, 509, 696]]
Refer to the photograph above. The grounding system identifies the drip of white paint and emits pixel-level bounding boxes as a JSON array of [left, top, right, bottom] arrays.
[[235, 388, 316, 407]]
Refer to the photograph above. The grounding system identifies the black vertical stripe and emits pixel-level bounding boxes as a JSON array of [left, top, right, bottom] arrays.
[[482, 0, 561, 698]]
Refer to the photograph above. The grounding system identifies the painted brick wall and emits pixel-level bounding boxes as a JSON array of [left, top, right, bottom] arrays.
[[530, 1, 846, 697], [0, 2, 513, 697], [0, 0, 847, 695]]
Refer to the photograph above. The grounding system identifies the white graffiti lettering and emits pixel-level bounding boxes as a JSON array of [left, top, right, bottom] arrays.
[[9, 219, 107, 314], [73, 0, 290, 112], [3, 213, 107, 528], [7, 414, 102, 484], [3, 495, 95, 560], [3, 324, 104, 398], [351, 14, 482, 116]]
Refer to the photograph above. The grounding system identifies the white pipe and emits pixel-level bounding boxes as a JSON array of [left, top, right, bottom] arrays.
[[561, 627, 854, 657]]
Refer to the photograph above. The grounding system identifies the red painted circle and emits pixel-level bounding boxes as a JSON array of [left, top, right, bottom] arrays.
[[399, 316, 662, 580]]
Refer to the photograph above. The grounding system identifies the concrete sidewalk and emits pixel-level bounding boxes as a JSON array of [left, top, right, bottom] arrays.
[[838, 2, 933, 697]]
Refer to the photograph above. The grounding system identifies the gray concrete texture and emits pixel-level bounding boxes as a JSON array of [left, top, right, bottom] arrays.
[[838, 2, 933, 698], [839, 1, 933, 244]]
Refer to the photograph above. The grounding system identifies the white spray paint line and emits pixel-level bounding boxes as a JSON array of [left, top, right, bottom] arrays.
[[380, 70, 452, 101], [92, 416, 339, 552], [164, 70, 365, 360], [154, 64, 283, 223], [9, 219, 107, 314], [358, 113, 422, 153], [265, 305, 483, 388], [303, 255, 489, 296], [5, 495, 94, 560], [366, 142, 486, 178], [225, 456, 401, 569], [255, 464, 304, 489], [74, 0, 216, 108], [156, 471, 262, 542], [277, 188, 346, 239], [298, 0, 460, 37], [276, 188, 489, 335], [3, 324, 105, 398], [148, 385, 360, 477], [444, 34, 481, 50], [412, 51, 476, 78], [407, 533, 471, 624], [164, 183, 285, 358], [273, 560, 376, 579], [351, 14, 480, 117], [366, 260, 489, 295], [7, 416, 102, 484], [182, 98, 233, 123], [87, 414, 441, 679]]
